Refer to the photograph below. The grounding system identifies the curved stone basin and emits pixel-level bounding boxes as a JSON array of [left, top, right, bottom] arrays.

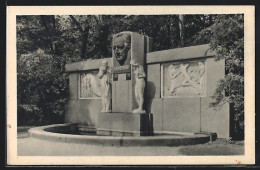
[[28, 123, 214, 147]]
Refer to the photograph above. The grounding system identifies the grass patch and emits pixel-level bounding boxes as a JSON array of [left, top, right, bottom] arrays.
[[179, 138, 244, 155], [17, 126, 35, 132], [17, 126, 35, 138]]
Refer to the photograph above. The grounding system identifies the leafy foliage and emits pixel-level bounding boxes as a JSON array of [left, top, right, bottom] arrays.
[[211, 15, 244, 139], [191, 14, 244, 138], [17, 49, 69, 125]]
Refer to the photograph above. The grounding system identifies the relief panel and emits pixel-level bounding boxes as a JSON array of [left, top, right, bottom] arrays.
[[162, 60, 206, 97], [79, 70, 101, 99]]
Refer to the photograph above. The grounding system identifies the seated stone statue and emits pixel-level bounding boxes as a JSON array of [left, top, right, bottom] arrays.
[[97, 60, 111, 112], [130, 59, 146, 114]]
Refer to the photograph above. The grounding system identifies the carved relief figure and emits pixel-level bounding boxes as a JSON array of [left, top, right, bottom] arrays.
[[167, 65, 182, 94], [180, 63, 201, 94], [80, 72, 101, 98], [86, 73, 101, 97], [97, 60, 112, 112], [80, 73, 87, 98], [167, 61, 206, 96], [130, 59, 146, 114], [113, 33, 131, 66]]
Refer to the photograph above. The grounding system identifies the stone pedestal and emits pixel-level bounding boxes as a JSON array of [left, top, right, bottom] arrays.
[[97, 112, 153, 136]]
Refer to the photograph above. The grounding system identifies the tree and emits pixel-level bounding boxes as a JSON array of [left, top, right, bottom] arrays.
[[191, 14, 244, 139], [69, 15, 91, 59], [17, 15, 74, 125], [178, 15, 185, 47], [211, 15, 244, 139], [17, 15, 113, 125]]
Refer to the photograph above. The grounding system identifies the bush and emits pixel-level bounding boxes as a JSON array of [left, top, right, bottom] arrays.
[[191, 14, 244, 139], [17, 49, 68, 126]]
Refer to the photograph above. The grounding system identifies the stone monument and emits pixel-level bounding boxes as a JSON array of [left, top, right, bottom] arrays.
[[97, 31, 153, 136], [65, 42, 229, 138]]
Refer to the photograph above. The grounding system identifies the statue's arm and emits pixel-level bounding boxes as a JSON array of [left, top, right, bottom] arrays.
[[137, 66, 146, 78]]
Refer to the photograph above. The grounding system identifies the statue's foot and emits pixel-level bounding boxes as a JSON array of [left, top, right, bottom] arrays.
[[101, 109, 112, 113], [132, 109, 146, 114]]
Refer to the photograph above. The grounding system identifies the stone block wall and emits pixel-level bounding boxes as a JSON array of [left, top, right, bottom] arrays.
[[145, 44, 230, 138]]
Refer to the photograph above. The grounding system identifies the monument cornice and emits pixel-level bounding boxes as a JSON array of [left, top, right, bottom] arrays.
[[146, 44, 216, 64], [65, 58, 112, 72]]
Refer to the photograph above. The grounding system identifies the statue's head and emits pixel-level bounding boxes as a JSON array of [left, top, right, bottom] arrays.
[[168, 65, 180, 79], [98, 59, 109, 78], [101, 60, 108, 68], [130, 59, 146, 78], [198, 61, 204, 69], [113, 33, 131, 65], [130, 59, 139, 69]]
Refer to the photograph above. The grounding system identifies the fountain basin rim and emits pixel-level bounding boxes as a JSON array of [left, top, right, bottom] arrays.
[[28, 123, 213, 146]]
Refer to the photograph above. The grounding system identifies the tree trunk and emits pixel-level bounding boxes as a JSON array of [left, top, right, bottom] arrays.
[[179, 15, 185, 47], [40, 16, 56, 55], [69, 15, 90, 59], [81, 33, 88, 59]]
